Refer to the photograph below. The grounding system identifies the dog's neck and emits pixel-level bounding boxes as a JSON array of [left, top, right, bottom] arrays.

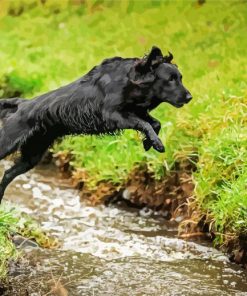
[[122, 82, 161, 111]]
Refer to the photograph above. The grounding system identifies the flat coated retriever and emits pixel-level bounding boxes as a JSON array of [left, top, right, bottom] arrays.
[[0, 46, 192, 202]]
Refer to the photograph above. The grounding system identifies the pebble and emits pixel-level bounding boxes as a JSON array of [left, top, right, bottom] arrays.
[[23, 183, 32, 189], [139, 207, 153, 217], [122, 188, 131, 200], [174, 216, 183, 223]]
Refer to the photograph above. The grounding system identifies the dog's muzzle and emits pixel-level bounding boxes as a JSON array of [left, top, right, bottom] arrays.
[[185, 93, 192, 103]]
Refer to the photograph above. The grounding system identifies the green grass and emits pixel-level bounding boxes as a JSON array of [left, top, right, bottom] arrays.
[[0, 0, 246, 247], [0, 205, 19, 278]]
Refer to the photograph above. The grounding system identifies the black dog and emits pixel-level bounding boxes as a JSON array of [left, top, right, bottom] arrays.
[[0, 46, 192, 202]]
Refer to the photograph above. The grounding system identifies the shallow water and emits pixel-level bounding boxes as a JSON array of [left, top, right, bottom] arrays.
[[1, 161, 247, 296]]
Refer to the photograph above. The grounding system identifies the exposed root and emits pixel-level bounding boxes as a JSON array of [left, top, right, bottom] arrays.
[[179, 232, 207, 239]]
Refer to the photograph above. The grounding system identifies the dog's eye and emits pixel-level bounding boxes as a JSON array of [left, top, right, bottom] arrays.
[[169, 74, 177, 82]]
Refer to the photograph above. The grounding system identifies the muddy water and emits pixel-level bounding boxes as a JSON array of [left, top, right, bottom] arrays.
[[1, 161, 247, 296]]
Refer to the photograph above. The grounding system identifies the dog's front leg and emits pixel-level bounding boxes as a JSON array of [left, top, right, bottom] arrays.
[[142, 114, 161, 151], [106, 111, 164, 152]]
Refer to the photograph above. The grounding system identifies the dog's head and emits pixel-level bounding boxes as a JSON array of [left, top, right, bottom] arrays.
[[128, 46, 192, 108]]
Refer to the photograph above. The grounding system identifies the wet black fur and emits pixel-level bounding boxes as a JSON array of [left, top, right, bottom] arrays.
[[0, 46, 192, 202]]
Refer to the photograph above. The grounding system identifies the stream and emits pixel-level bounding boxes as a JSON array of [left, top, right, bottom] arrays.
[[1, 161, 247, 296]]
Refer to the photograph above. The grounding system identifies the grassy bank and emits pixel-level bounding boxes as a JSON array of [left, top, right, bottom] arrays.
[[0, 0, 246, 254], [0, 205, 19, 278], [0, 203, 56, 279]]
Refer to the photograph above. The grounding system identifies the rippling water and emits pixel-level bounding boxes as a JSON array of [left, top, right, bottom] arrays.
[[1, 161, 247, 296]]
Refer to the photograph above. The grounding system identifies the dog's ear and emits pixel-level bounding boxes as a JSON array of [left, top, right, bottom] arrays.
[[141, 46, 163, 70], [128, 46, 163, 85], [163, 51, 173, 63]]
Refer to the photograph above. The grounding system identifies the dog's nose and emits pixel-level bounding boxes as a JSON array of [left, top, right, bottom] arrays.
[[185, 93, 192, 102]]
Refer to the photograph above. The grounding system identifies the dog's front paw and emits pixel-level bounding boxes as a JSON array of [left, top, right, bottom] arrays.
[[143, 138, 152, 151], [152, 138, 165, 153]]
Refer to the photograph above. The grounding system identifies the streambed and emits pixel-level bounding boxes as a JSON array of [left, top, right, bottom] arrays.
[[1, 161, 247, 296]]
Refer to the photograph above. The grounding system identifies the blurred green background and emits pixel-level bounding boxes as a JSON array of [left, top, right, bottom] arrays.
[[0, 0, 246, 246]]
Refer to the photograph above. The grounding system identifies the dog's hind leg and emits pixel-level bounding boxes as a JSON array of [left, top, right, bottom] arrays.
[[0, 120, 29, 161], [0, 134, 19, 161], [0, 136, 52, 203], [0, 159, 35, 202]]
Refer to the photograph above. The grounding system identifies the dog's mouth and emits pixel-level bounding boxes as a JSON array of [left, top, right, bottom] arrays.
[[164, 98, 185, 108], [173, 102, 184, 108]]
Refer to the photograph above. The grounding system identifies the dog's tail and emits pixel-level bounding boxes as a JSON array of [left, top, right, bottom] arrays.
[[0, 98, 29, 159], [0, 98, 31, 159], [0, 98, 26, 122]]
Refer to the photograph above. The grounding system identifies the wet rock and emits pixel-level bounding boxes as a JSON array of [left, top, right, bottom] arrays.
[[12, 235, 39, 249], [174, 216, 184, 223], [139, 207, 153, 217], [122, 188, 131, 200]]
